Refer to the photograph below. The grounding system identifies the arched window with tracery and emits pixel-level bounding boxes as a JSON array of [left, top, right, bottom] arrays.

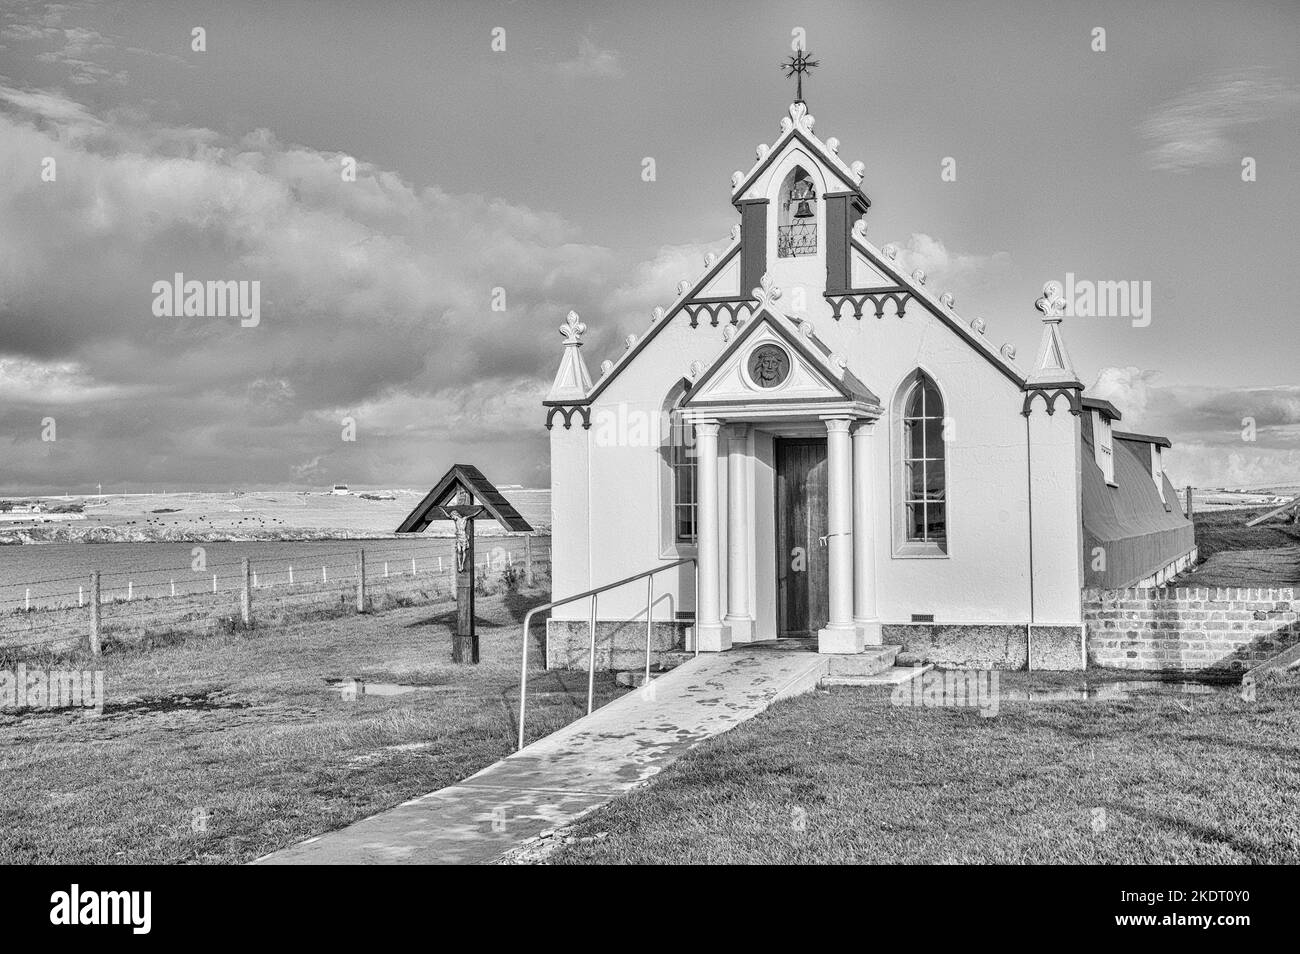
[[897, 372, 947, 553]]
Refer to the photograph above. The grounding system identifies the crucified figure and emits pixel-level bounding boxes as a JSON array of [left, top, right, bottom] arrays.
[[453, 511, 471, 571]]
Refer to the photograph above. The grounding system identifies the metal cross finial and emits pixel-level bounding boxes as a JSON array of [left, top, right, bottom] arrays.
[[780, 49, 819, 104]]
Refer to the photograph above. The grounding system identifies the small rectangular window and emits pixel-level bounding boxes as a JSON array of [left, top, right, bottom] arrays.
[[670, 422, 697, 545]]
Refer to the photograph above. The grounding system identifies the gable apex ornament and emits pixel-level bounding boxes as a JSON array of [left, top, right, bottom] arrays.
[[1023, 282, 1083, 413], [546, 310, 594, 403]]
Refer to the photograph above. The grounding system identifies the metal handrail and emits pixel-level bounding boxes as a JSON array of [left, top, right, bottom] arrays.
[[517, 557, 698, 751]]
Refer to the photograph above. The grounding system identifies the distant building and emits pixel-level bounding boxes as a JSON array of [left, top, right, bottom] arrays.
[[331, 484, 349, 495]]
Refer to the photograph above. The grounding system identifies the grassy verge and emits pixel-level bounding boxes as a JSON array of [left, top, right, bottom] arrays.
[[1, 589, 621, 864], [544, 671, 1300, 864], [1194, 507, 1300, 562]]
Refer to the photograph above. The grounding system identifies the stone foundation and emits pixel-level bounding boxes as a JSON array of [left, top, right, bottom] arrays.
[[545, 618, 691, 671], [881, 623, 1085, 671], [1084, 586, 1299, 673]]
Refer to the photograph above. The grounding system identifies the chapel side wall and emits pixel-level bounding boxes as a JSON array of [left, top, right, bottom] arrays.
[[548, 419, 590, 621]]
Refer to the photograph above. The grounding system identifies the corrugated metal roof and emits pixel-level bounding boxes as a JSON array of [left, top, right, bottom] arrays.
[[1082, 413, 1194, 587]]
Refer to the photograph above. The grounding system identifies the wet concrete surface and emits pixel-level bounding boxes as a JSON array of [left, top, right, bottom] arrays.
[[255, 647, 828, 865]]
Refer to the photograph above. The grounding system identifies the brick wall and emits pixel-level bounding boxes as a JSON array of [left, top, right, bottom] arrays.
[[1084, 586, 1299, 673]]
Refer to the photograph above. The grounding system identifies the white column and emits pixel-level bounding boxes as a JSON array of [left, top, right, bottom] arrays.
[[852, 421, 882, 645], [818, 417, 864, 654], [723, 424, 754, 641], [693, 420, 732, 652]]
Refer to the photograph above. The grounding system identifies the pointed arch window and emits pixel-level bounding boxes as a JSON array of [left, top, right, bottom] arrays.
[[777, 167, 817, 258], [899, 373, 947, 552]]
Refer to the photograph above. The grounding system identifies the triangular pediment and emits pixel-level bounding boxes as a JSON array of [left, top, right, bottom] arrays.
[[683, 307, 877, 408]]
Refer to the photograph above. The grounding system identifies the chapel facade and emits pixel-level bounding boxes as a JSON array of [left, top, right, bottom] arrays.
[[542, 98, 1194, 671]]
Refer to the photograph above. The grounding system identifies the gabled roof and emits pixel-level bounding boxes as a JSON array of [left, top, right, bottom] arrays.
[[730, 101, 871, 209], [682, 302, 879, 408], [567, 229, 746, 407], [847, 237, 1026, 387], [397, 464, 532, 533]]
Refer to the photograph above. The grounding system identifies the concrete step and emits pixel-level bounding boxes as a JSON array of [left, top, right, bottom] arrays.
[[821, 664, 932, 689], [825, 645, 902, 677]]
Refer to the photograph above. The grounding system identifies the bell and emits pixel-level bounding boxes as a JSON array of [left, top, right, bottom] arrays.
[[793, 199, 814, 219]]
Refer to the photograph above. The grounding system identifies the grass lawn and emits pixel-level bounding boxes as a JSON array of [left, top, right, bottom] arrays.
[[544, 671, 1300, 864], [0, 589, 623, 864]]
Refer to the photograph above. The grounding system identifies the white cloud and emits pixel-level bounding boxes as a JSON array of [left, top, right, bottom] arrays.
[[555, 36, 624, 80], [1139, 68, 1300, 172]]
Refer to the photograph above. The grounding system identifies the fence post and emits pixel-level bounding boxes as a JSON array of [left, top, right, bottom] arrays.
[[1185, 485, 1193, 519], [525, 533, 533, 586], [356, 549, 367, 613], [241, 558, 253, 627], [88, 571, 101, 656]]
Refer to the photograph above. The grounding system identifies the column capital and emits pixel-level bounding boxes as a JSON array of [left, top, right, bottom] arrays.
[[850, 419, 878, 437], [822, 416, 853, 434], [729, 423, 752, 439], [693, 419, 721, 437]]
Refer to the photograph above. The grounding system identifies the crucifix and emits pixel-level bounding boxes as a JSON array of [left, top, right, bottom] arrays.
[[780, 48, 820, 104], [396, 463, 533, 664], [434, 490, 486, 663]]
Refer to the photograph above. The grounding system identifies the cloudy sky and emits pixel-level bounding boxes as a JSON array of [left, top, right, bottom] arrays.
[[0, 0, 1296, 494]]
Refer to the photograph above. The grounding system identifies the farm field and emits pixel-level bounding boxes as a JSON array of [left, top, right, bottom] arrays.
[[0, 589, 617, 864], [0, 488, 552, 544]]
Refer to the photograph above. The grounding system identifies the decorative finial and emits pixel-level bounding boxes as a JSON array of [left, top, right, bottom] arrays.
[[850, 160, 865, 182], [600, 359, 613, 376], [882, 243, 898, 260], [1000, 343, 1017, 360], [731, 170, 743, 189], [940, 292, 955, 309], [560, 311, 586, 342], [971, 317, 987, 335], [852, 217, 868, 238], [780, 49, 820, 104], [730, 224, 741, 242], [1035, 280, 1067, 320], [912, 268, 926, 285], [753, 273, 783, 306], [625, 333, 638, 350], [651, 305, 665, 323]]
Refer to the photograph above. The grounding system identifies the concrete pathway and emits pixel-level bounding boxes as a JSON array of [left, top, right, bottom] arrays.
[[255, 645, 827, 865]]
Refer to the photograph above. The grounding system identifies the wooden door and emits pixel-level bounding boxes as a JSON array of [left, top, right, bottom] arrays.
[[775, 438, 830, 636]]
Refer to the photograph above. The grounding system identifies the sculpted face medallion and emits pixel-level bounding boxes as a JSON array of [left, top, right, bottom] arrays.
[[748, 344, 790, 388]]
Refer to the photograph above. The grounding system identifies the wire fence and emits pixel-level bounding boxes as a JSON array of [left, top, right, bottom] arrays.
[[0, 534, 552, 655]]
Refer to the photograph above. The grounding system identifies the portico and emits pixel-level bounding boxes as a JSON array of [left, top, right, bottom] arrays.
[[675, 298, 884, 655], [685, 411, 882, 655]]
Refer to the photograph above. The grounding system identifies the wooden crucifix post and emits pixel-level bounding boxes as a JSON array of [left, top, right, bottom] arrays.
[[449, 493, 482, 663], [396, 464, 533, 665]]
